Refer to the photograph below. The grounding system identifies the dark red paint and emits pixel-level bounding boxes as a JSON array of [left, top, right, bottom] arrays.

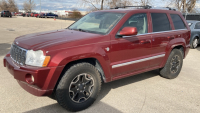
[[3, 9, 190, 96]]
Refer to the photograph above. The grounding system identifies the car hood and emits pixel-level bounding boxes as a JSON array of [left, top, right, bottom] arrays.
[[14, 29, 103, 51]]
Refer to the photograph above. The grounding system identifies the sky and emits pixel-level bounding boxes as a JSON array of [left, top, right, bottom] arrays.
[[14, 0, 200, 11], [15, 0, 87, 11]]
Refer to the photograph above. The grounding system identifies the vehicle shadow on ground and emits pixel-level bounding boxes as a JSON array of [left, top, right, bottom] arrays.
[[25, 70, 159, 113], [0, 16, 17, 18], [0, 43, 11, 57], [195, 45, 200, 51], [24, 101, 122, 113], [96, 69, 159, 102]]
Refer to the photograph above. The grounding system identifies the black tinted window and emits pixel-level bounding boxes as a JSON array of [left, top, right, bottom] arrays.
[[195, 22, 200, 29], [151, 13, 171, 32], [170, 14, 186, 29]]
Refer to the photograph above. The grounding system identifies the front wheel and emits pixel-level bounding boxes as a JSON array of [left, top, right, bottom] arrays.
[[159, 49, 183, 79], [56, 63, 102, 112]]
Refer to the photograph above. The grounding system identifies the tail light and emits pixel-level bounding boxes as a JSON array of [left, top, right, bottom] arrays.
[[4, 12, 5, 14]]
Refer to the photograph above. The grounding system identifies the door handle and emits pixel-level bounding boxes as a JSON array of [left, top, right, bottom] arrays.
[[168, 36, 175, 40], [140, 40, 151, 44]]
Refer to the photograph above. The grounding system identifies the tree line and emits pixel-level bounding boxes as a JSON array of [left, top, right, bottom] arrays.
[[0, 0, 199, 13], [0, 0, 18, 12], [82, 0, 199, 13]]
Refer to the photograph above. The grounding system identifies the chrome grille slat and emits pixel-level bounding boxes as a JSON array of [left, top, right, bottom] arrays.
[[10, 44, 27, 65]]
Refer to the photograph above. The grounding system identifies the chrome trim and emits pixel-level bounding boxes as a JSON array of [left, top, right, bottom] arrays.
[[10, 44, 28, 65], [112, 54, 165, 68]]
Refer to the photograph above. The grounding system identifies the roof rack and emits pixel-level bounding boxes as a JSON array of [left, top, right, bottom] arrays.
[[111, 5, 176, 11], [112, 5, 152, 9]]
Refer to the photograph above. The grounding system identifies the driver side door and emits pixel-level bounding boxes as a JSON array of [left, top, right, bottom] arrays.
[[110, 13, 152, 78]]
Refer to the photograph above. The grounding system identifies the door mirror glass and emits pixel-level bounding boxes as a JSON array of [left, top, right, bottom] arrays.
[[117, 27, 138, 36]]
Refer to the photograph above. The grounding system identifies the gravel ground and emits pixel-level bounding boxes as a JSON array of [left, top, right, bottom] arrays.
[[0, 16, 200, 113]]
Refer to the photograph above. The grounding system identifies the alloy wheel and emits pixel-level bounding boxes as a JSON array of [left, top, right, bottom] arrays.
[[170, 55, 180, 74], [69, 73, 94, 103]]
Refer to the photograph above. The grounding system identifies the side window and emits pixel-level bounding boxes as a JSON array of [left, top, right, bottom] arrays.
[[195, 22, 200, 29], [119, 13, 148, 35], [151, 13, 171, 32], [170, 14, 186, 30]]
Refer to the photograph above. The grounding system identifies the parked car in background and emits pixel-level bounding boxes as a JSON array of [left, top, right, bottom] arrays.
[[22, 13, 26, 17], [26, 12, 31, 17], [17, 12, 23, 16], [22, 12, 31, 17], [1, 10, 12, 17], [187, 20, 200, 49], [31, 13, 38, 17], [39, 12, 58, 18], [34, 13, 39, 17], [3, 6, 191, 112]]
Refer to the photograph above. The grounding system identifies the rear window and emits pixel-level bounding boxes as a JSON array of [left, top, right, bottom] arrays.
[[170, 14, 186, 30], [151, 13, 171, 32]]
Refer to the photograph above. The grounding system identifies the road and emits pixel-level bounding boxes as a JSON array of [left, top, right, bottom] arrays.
[[0, 16, 200, 113]]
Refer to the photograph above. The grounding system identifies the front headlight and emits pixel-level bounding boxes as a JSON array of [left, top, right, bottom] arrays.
[[25, 50, 50, 67]]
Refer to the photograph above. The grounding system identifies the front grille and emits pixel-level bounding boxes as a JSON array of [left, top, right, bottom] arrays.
[[10, 44, 27, 65]]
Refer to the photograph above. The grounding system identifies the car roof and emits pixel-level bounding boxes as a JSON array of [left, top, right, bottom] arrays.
[[187, 20, 200, 22], [94, 9, 180, 14]]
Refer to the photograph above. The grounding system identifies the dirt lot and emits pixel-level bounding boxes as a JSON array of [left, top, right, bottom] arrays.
[[0, 16, 200, 113]]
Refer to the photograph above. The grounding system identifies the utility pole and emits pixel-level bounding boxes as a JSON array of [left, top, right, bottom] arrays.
[[40, 0, 41, 13]]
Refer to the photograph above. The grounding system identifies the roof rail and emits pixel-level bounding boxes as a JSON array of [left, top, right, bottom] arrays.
[[111, 5, 176, 11], [166, 7, 176, 11], [112, 5, 152, 9]]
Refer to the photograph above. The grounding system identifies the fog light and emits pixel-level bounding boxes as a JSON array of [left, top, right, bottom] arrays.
[[25, 74, 34, 84]]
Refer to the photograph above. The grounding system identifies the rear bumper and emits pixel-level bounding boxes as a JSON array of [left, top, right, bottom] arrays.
[[4, 55, 64, 96]]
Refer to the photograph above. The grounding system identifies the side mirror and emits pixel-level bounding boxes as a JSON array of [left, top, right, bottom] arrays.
[[117, 27, 138, 36]]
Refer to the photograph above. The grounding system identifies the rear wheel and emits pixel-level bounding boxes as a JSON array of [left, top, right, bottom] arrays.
[[191, 37, 199, 49], [159, 49, 183, 79], [56, 63, 101, 112]]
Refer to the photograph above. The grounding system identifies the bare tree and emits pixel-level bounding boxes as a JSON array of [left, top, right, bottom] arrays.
[[0, 0, 9, 10], [7, 0, 18, 12], [70, 9, 82, 19], [139, 0, 151, 6], [23, 0, 35, 12], [81, 0, 134, 10], [81, 0, 103, 10], [163, 0, 198, 13], [109, 0, 132, 8]]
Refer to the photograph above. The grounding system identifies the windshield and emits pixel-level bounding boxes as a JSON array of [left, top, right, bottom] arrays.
[[68, 12, 125, 34]]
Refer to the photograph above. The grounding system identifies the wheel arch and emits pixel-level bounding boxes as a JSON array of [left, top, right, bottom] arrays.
[[190, 34, 199, 43], [52, 57, 107, 94]]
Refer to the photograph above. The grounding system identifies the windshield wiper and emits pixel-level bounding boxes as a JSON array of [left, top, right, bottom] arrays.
[[71, 28, 88, 32]]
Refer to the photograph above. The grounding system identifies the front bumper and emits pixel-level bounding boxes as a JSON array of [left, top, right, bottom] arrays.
[[4, 55, 64, 96]]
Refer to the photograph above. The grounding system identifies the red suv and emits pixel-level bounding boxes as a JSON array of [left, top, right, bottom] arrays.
[[3, 6, 190, 111]]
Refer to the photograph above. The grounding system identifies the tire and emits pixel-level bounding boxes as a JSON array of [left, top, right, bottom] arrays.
[[190, 37, 199, 49], [56, 63, 102, 112], [10, 16, 12, 18], [159, 49, 183, 79]]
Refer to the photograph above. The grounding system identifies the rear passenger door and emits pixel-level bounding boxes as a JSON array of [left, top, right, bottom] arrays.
[[149, 13, 172, 67]]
